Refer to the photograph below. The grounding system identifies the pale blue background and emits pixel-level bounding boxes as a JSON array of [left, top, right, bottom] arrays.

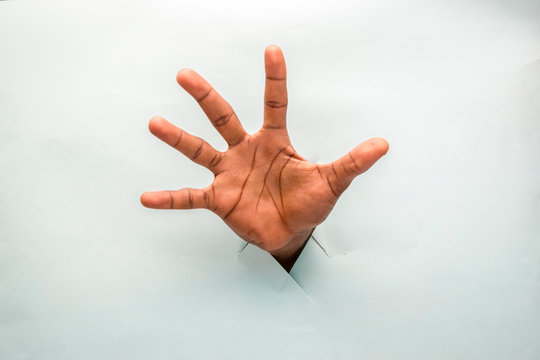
[[1, 0, 539, 359]]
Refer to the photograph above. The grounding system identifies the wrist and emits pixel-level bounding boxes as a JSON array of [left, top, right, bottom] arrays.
[[269, 227, 314, 272]]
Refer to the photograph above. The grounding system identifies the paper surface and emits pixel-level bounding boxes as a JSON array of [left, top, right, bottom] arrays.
[[1, 0, 539, 359]]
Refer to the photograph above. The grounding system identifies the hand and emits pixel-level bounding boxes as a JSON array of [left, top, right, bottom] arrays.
[[140, 45, 389, 271]]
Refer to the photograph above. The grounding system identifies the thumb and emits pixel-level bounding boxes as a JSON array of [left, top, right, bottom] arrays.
[[336, 137, 389, 176], [326, 137, 389, 193]]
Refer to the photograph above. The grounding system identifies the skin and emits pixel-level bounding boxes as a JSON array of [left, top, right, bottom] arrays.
[[140, 45, 389, 271]]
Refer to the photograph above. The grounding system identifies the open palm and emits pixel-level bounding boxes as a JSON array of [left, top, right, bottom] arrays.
[[141, 45, 389, 268]]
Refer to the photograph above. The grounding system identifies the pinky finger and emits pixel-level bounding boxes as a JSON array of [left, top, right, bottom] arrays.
[[140, 188, 209, 210]]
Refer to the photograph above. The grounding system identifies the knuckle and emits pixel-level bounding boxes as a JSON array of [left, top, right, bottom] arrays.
[[265, 100, 288, 109], [212, 112, 234, 127], [190, 140, 204, 160]]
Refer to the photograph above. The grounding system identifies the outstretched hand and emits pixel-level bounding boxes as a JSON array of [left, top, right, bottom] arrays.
[[141, 45, 389, 271]]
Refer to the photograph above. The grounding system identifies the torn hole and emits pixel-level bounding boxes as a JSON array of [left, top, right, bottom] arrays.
[[311, 234, 330, 258], [235, 235, 331, 300], [236, 241, 249, 257], [236, 240, 317, 299]]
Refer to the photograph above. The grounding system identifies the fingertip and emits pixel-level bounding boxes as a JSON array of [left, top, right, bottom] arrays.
[[140, 192, 150, 207], [265, 44, 284, 62], [140, 192, 168, 209], [264, 45, 286, 79], [265, 44, 282, 54], [372, 137, 389, 156], [176, 68, 197, 87], [176, 68, 189, 82], [176, 68, 211, 99], [148, 116, 166, 135]]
